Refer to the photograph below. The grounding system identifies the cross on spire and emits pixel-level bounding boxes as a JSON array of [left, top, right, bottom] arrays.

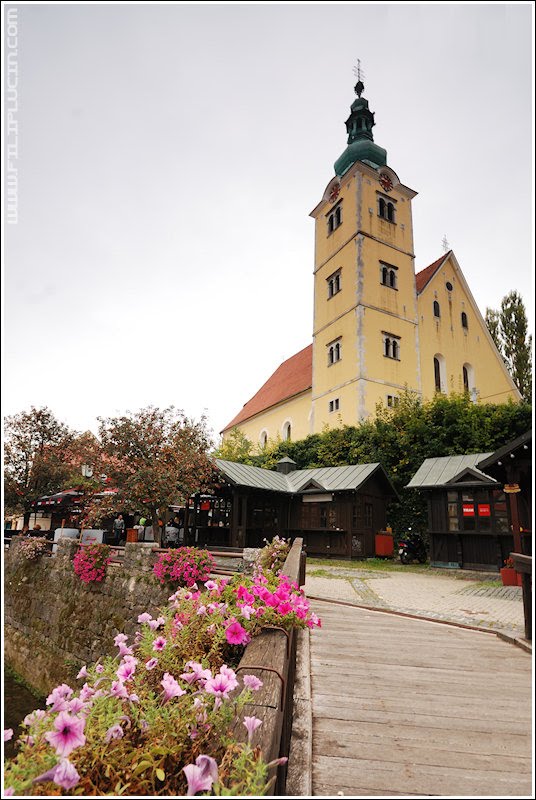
[[353, 59, 365, 97], [442, 234, 450, 253]]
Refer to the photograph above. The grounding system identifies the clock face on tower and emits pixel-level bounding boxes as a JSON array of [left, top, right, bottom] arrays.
[[328, 182, 340, 203], [379, 173, 393, 192]]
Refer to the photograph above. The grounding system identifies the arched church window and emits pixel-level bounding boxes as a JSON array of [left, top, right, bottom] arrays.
[[378, 197, 386, 218], [387, 202, 395, 223], [433, 300, 441, 318], [461, 311, 468, 329], [389, 269, 396, 288], [384, 337, 391, 358]]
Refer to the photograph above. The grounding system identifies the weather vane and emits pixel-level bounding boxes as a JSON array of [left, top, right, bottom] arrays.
[[353, 59, 365, 97], [442, 234, 450, 253]]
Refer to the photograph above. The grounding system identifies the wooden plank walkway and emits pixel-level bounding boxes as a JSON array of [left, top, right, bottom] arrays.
[[310, 599, 533, 797]]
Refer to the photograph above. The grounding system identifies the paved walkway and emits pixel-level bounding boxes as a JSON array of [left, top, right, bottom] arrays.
[[304, 565, 527, 640]]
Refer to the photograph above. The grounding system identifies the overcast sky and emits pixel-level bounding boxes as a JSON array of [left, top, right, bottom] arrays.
[[3, 2, 534, 445]]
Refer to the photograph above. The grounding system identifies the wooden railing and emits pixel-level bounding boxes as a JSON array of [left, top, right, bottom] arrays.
[[230, 537, 305, 795], [511, 552, 532, 641]]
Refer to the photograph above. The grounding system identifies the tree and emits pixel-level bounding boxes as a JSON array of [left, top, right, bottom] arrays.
[[485, 291, 532, 402], [97, 406, 214, 545], [212, 428, 257, 465], [3, 407, 75, 519]]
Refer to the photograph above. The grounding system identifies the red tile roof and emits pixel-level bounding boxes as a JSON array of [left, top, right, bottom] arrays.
[[415, 251, 450, 293], [222, 344, 313, 432]]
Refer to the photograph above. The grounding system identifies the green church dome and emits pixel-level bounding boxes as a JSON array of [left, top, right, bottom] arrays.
[[334, 80, 387, 176]]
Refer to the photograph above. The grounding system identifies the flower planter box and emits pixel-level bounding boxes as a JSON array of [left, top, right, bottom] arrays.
[[500, 567, 521, 586]]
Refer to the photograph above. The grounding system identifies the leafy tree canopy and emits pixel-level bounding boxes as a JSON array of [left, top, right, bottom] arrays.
[[3, 407, 75, 517], [486, 290, 532, 402], [96, 406, 214, 544]]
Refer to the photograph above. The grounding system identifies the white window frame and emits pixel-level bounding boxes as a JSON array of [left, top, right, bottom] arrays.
[[329, 398, 340, 413], [327, 269, 342, 299], [327, 338, 342, 365]]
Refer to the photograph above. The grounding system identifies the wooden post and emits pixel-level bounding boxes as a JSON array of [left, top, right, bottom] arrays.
[[504, 484, 522, 553]]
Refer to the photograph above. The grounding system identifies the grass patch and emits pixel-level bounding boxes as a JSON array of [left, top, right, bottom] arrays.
[[307, 557, 431, 574]]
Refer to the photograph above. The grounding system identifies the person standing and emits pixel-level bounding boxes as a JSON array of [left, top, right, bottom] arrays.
[[112, 514, 125, 545]]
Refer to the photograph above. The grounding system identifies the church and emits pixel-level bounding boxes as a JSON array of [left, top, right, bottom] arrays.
[[222, 76, 520, 445]]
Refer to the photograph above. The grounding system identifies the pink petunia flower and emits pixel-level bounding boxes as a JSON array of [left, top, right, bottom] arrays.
[[243, 715, 263, 743], [67, 697, 86, 714], [137, 612, 153, 624], [204, 672, 235, 699], [117, 660, 136, 682], [44, 711, 86, 758], [183, 755, 218, 796], [110, 680, 129, 699], [153, 636, 167, 651], [4, 728, 13, 741], [33, 758, 80, 790], [204, 580, 218, 591], [118, 642, 134, 657], [95, 664, 105, 674], [76, 665, 88, 680], [145, 657, 159, 670], [161, 672, 186, 702], [23, 709, 46, 727], [243, 674, 263, 691], [105, 724, 124, 742], [114, 633, 128, 646], [225, 620, 250, 646]]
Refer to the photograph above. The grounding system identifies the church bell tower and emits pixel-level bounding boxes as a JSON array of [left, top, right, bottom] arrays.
[[309, 68, 421, 431]]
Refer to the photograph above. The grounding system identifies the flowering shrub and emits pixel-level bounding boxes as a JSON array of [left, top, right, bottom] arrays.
[[255, 535, 290, 574], [73, 543, 112, 584], [2, 570, 317, 796], [16, 537, 49, 561], [153, 546, 216, 587]]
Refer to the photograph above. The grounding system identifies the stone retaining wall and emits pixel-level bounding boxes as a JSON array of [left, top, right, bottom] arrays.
[[4, 538, 173, 695]]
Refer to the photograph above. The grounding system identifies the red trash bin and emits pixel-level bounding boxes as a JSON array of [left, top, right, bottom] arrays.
[[375, 531, 394, 557], [126, 528, 138, 543]]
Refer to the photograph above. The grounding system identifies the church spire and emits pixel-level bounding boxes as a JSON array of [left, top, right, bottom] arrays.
[[334, 62, 387, 177]]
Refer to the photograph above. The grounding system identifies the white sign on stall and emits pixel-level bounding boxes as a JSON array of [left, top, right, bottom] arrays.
[[52, 528, 79, 554], [80, 530, 104, 546]]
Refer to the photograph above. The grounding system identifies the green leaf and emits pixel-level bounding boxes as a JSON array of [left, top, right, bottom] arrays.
[[132, 761, 152, 776], [155, 768, 166, 782]]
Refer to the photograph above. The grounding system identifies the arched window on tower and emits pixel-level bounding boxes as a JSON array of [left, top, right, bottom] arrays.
[[463, 366, 469, 392], [461, 311, 468, 330], [384, 337, 391, 358], [433, 300, 441, 318], [378, 197, 386, 218], [387, 202, 395, 223], [391, 340, 399, 360], [389, 269, 396, 288]]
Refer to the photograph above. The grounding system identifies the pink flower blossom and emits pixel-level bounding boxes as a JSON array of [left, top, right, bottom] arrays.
[[204, 668, 237, 699], [46, 684, 73, 713], [243, 715, 262, 743], [225, 620, 250, 646], [67, 697, 86, 714], [153, 636, 167, 651], [183, 755, 218, 796], [118, 642, 134, 657], [4, 728, 13, 741], [4, 789, 14, 796], [240, 604, 255, 620], [204, 580, 218, 591], [76, 665, 88, 679], [110, 680, 129, 699], [277, 601, 293, 615], [105, 724, 124, 742], [79, 683, 95, 702], [161, 672, 186, 702], [44, 711, 86, 757], [129, 693, 140, 703], [117, 660, 136, 682], [145, 657, 159, 670], [114, 633, 128, 646], [137, 612, 153, 624], [23, 709, 46, 726], [95, 664, 105, 674], [196, 605, 207, 616], [33, 758, 80, 790], [243, 674, 263, 691]]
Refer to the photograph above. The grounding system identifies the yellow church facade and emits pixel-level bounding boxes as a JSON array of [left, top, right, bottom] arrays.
[[222, 80, 519, 446]]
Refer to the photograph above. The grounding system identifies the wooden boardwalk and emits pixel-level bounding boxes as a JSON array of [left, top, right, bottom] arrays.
[[309, 599, 533, 797]]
